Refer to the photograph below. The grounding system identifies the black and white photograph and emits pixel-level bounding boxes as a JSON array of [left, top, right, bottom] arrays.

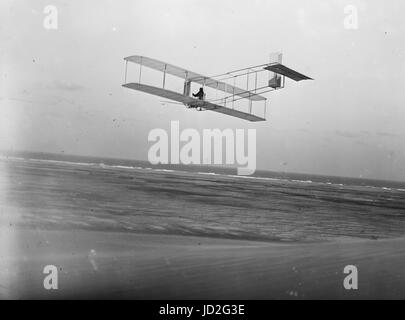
[[1, 0, 405, 305]]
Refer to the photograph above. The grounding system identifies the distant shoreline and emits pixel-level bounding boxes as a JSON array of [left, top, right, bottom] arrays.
[[1, 149, 405, 189], [2, 152, 405, 242]]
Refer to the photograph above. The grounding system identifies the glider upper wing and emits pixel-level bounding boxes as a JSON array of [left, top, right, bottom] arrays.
[[124, 55, 266, 101]]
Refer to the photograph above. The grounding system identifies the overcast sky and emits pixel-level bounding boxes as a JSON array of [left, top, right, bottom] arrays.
[[1, 0, 404, 181]]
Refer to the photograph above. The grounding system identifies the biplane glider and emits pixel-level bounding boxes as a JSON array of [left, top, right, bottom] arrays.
[[122, 53, 312, 122]]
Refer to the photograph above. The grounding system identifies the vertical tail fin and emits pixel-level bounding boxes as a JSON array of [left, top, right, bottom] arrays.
[[268, 52, 283, 89]]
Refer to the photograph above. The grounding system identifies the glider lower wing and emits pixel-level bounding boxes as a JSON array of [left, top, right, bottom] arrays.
[[124, 56, 266, 102], [122, 83, 265, 122], [264, 63, 313, 81]]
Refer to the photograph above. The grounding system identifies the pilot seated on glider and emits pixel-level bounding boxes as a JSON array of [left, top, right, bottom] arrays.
[[192, 87, 205, 100]]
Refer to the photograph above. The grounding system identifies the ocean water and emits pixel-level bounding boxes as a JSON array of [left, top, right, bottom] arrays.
[[1, 151, 405, 242]]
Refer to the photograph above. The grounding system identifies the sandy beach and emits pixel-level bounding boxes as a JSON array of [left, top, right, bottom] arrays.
[[2, 228, 405, 299], [1, 156, 405, 299]]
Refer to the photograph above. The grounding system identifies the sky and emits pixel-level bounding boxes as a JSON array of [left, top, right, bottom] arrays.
[[1, 0, 405, 181]]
